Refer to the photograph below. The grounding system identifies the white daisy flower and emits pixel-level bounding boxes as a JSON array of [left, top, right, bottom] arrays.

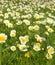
[[19, 44, 28, 51], [3, 20, 10, 26], [23, 19, 30, 25], [0, 33, 7, 43], [46, 53, 52, 59], [33, 45, 41, 51], [10, 46, 16, 51], [10, 30, 16, 37]]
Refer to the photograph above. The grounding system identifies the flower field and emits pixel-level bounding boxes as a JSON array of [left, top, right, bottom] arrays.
[[0, 0, 55, 65]]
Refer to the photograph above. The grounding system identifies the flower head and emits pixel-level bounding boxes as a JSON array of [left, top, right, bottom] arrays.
[[0, 33, 7, 43], [47, 46, 54, 54], [34, 13, 39, 19], [24, 52, 30, 58], [46, 53, 52, 59], [16, 20, 22, 25], [33, 46, 40, 51], [28, 26, 33, 30], [19, 35, 29, 44], [48, 28, 54, 33], [23, 19, 30, 25], [10, 46, 16, 51], [10, 30, 16, 37], [33, 25, 39, 30], [19, 44, 28, 51]]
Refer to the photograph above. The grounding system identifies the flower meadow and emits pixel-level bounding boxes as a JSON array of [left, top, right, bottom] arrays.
[[0, 0, 55, 65]]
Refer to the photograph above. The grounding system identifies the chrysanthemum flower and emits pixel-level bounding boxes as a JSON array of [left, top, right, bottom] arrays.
[[41, 21, 46, 25], [24, 52, 30, 58], [4, 13, 9, 19], [35, 35, 46, 42], [45, 32, 49, 36], [10, 30, 16, 37], [18, 44, 28, 51], [36, 21, 41, 24], [24, 35, 29, 42], [13, 17, 16, 20], [21, 14, 32, 19], [8, 23, 13, 28], [3, 20, 10, 26], [35, 43, 41, 47], [48, 47, 54, 54], [19, 35, 29, 44], [46, 53, 52, 59], [33, 25, 39, 30], [23, 19, 30, 25], [10, 46, 16, 51], [41, 5, 45, 9], [33, 45, 40, 51], [34, 13, 39, 19], [47, 28, 54, 33], [10, 12, 15, 17], [16, 20, 22, 25], [45, 25, 50, 29], [0, 33, 7, 43], [47, 18, 53, 24], [28, 26, 33, 30], [39, 15, 44, 18], [19, 36, 27, 44], [7, 8, 11, 12]]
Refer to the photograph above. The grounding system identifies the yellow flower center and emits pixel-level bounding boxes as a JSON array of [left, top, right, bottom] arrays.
[[25, 21, 30, 25], [48, 54, 51, 58], [21, 39, 26, 43], [35, 47, 39, 51], [48, 49, 54, 54], [36, 43, 41, 47], [24, 52, 30, 58], [11, 33, 15, 36], [12, 47, 15, 50], [0, 36, 5, 41], [21, 46, 26, 50]]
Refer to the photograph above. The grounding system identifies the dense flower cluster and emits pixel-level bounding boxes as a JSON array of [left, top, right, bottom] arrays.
[[0, 0, 55, 65]]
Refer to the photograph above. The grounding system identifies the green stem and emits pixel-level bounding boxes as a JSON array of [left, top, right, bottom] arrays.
[[0, 44, 2, 65]]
